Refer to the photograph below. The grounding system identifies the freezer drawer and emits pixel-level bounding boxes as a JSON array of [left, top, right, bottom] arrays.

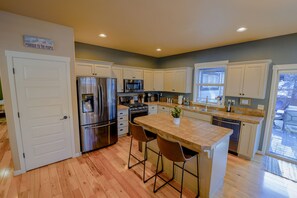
[[80, 121, 118, 153]]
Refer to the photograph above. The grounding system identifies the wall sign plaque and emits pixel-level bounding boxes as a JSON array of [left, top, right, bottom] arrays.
[[23, 35, 54, 50]]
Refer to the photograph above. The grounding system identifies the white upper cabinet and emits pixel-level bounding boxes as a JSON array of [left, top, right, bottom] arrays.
[[123, 68, 143, 79], [75, 60, 113, 77], [163, 67, 192, 93], [153, 71, 164, 91], [111, 66, 124, 92], [226, 60, 271, 99], [143, 70, 154, 91]]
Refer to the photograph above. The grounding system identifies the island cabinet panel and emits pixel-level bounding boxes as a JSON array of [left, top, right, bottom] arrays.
[[183, 110, 212, 123], [143, 70, 154, 91], [225, 60, 270, 99], [153, 70, 164, 91], [238, 122, 261, 159], [123, 68, 143, 79], [76, 60, 113, 77], [111, 66, 124, 92], [117, 108, 128, 136]]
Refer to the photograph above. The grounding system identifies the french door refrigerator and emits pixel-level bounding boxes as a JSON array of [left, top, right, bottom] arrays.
[[77, 77, 117, 153]]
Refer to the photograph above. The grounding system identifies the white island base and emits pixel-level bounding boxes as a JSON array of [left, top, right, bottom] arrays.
[[145, 136, 229, 198]]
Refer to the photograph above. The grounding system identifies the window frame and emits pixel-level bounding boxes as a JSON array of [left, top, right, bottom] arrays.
[[193, 60, 229, 107]]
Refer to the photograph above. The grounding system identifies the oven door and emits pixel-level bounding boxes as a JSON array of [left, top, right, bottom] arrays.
[[129, 111, 148, 123], [124, 79, 143, 93]]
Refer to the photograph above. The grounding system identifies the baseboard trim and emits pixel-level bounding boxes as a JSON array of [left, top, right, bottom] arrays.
[[73, 152, 82, 158], [14, 169, 25, 176]]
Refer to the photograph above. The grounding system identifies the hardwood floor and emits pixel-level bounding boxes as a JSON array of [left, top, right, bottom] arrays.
[[1, 121, 297, 198]]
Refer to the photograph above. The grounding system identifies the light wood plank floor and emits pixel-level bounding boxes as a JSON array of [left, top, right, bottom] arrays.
[[1, 121, 297, 198]]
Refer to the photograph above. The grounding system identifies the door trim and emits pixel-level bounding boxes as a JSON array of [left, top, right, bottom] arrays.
[[5, 50, 75, 175], [262, 64, 297, 155]]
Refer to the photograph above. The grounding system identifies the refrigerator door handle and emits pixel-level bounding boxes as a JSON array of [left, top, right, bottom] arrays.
[[100, 83, 104, 118], [87, 122, 116, 129], [98, 84, 102, 118]]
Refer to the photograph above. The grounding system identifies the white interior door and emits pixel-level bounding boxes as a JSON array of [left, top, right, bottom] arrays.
[[13, 57, 72, 171]]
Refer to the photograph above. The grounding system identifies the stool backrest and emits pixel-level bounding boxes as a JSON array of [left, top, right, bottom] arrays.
[[129, 121, 148, 142], [157, 135, 186, 162]]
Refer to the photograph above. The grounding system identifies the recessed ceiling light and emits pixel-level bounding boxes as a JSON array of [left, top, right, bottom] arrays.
[[156, 48, 162, 52], [236, 27, 247, 32], [98, 33, 107, 38]]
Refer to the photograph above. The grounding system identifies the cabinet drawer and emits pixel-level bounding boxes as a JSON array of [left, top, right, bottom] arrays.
[[118, 126, 128, 136], [149, 105, 157, 111], [118, 120, 128, 128], [118, 110, 128, 116], [158, 106, 170, 112], [118, 115, 128, 121]]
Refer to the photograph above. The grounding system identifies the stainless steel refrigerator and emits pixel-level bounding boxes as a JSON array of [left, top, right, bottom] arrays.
[[77, 77, 118, 153]]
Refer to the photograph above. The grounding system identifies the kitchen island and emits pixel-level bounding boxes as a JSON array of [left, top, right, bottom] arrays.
[[134, 113, 233, 198]]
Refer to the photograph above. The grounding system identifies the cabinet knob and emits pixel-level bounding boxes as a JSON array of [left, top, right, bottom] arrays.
[[242, 93, 245, 96], [239, 93, 242, 95], [243, 124, 245, 126]]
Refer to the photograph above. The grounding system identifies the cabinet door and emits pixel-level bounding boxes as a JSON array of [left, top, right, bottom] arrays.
[[93, 64, 111, 77], [154, 71, 164, 91], [225, 65, 245, 97], [76, 62, 93, 76], [242, 63, 267, 99], [157, 106, 170, 113], [238, 122, 256, 159], [174, 70, 187, 93], [112, 67, 123, 92], [164, 71, 175, 92], [123, 68, 143, 79], [143, 70, 154, 91]]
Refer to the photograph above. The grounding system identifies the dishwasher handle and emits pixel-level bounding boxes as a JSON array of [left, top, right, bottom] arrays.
[[212, 118, 240, 126]]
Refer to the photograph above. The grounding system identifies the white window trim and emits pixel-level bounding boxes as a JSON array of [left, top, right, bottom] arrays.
[[193, 60, 229, 108]]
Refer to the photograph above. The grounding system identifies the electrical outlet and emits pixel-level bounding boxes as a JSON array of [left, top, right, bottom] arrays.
[[227, 99, 231, 103], [258, 104, 265, 110], [232, 100, 235, 105]]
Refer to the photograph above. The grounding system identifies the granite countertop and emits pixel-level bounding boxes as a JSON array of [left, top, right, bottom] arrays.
[[134, 113, 233, 152], [144, 102, 264, 124], [118, 105, 129, 110]]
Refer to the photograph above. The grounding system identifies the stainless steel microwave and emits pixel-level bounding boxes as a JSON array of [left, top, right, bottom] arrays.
[[124, 79, 144, 93]]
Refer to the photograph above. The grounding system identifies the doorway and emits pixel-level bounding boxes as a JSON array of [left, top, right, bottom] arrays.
[[265, 64, 297, 164], [6, 51, 75, 172]]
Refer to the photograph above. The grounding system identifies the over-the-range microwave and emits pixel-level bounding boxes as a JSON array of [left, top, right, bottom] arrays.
[[123, 79, 144, 93]]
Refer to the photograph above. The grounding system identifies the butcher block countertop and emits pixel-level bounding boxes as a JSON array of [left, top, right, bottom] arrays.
[[144, 102, 264, 124], [134, 113, 233, 152], [118, 105, 129, 110]]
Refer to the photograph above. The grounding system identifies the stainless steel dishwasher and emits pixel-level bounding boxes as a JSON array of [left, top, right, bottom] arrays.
[[212, 116, 241, 155]]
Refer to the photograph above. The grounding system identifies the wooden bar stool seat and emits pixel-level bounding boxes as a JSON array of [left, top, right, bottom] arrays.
[[153, 135, 199, 198], [128, 121, 163, 183]]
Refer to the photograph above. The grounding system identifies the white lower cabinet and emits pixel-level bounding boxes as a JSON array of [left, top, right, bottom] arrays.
[[157, 106, 170, 114], [182, 110, 212, 123], [148, 105, 158, 115], [118, 108, 128, 136], [238, 122, 261, 159]]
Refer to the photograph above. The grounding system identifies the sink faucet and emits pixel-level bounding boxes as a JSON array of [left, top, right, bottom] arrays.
[[205, 96, 208, 111]]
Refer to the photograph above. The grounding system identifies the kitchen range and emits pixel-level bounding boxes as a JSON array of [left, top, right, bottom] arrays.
[[119, 96, 148, 125]]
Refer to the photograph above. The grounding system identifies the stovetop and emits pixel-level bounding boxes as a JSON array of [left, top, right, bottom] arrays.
[[122, 103, 148, 111]]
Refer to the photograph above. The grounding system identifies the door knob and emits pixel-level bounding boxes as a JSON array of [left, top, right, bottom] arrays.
[[60, 115, 68, 120]]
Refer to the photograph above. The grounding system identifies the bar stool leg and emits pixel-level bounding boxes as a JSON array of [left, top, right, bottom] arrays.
[[196, 155, 199, 198], [128, 136, 133, 169], [153, 151, 161, 192], [143, 142, 148, 182], [180, 161, 186, 198]]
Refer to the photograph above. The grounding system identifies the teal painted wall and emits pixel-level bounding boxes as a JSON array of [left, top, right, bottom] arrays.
[[75, 42, 158, 68]]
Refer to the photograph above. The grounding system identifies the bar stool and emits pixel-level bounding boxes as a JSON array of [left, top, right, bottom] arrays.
[[128, 121, 163, 183], [153, 135, 199, 198]]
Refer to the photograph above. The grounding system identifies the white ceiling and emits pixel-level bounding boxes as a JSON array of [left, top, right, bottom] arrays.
[[1, 0, 297, 57]]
